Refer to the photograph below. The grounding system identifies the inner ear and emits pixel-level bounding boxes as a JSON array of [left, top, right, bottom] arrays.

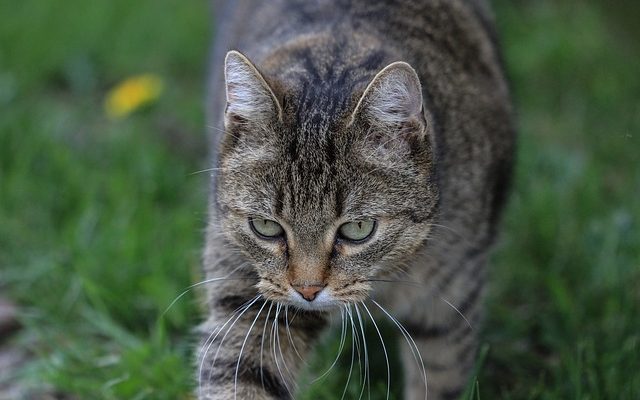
[[224, 50, 282, 127], [348, 61, 425, 133]]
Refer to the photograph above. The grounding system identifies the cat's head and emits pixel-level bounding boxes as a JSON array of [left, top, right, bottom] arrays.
[[214, 50, 438, 310]]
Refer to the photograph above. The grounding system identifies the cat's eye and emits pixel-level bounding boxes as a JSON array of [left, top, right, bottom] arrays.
[[249, 218, 284, 239], [338, 220, 376, 242]]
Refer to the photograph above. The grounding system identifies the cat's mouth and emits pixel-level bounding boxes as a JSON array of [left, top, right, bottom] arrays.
[[287, 286, 338, 311], [257, 279, 372, 311]]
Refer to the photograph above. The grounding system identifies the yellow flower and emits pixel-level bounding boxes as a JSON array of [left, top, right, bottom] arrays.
[[104, 74, 164, 119]]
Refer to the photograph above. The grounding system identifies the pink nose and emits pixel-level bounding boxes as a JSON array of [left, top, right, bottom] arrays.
[[293, 285, 324, 302]]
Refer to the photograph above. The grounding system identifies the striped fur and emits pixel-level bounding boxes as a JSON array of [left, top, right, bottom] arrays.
[[201, 0, 514, 399]]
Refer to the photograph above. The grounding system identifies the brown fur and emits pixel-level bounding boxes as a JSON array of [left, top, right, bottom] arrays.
[[199, 0, 514, 399]]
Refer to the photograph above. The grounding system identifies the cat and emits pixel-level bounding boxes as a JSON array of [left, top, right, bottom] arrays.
[[199, 0, 514, 399]]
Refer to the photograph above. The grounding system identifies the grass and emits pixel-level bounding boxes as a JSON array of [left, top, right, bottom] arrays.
[[1, 0, 638, 399]]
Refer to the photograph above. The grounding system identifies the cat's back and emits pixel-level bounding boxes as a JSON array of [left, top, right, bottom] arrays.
[[212, 0, 500, 75]]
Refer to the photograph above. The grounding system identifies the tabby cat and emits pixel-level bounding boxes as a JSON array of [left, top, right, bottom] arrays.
[[199, 0, 514, 399]]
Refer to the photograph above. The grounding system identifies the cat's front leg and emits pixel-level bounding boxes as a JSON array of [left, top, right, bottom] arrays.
[[197, 292, 326, 400], [400, 322, 479, 400], [400, 263, 485, 400]]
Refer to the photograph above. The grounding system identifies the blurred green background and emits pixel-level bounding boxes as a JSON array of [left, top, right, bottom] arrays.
[[0, 0, 638, 399]]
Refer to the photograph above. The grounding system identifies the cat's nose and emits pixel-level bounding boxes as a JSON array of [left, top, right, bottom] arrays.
[[293, 285, 325, 302]]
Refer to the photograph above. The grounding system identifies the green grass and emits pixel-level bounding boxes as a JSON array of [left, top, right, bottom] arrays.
[[1, 0, 638, 399]]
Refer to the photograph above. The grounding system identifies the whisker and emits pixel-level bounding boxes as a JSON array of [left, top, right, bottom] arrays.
[[371, 299, 428, 400], [198, 294, 254, 376], [284, 305, 305, 363], [189, 166, 223, 176], [206, 124, 227, 134], [190, 168, 257, 182], [313, 306, 348, 383], [440, 297, 473, 330], [198, 295, 260, 398], [162, 266, 253, 317], [346, 305, 364, 392], [234, 300, 267, 400], [275, 304, 296, 385], [341, 305, 356, 400], [361, 302, 391, 400], [288, 306, 301, 325], [353, 304, 370, 400], [259, 302, 274, 391], [198, 310, 241, 398], [206, 295, 262, 391], [270, 303, 294, 398]]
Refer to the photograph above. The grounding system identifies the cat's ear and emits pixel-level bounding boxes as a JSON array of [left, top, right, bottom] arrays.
[[224, 50, 282, 127], [349, 61, 426, 137]]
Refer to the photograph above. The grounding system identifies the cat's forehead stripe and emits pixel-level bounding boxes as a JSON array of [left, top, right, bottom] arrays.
[[277, 40, 391, 132]]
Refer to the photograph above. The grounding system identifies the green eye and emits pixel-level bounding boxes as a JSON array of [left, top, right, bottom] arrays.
[[338, 220, 376, 242], [250, 218, 284, 238]]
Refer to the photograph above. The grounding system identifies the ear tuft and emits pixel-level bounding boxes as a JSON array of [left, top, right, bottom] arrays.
[[224, 50, 282, 126], [350, 61, 424, 130]]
